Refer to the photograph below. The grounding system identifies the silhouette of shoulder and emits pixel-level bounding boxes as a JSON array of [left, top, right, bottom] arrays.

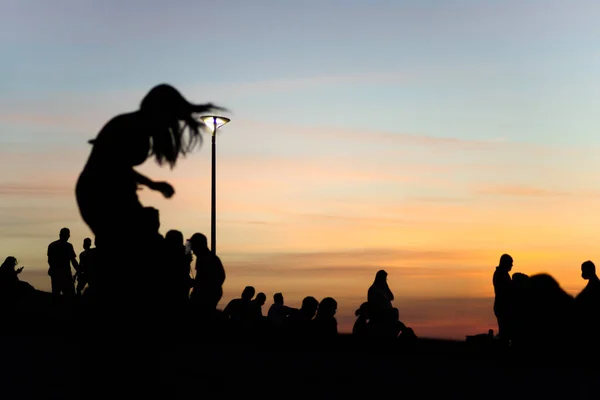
[[48, 240, 75, 260]]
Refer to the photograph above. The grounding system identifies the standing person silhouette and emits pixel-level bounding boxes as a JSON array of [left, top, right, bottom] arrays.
[[74, 84, 226, 310], [47, 228, 79, 297], [189, 233, 225, 314], [575, 261, 600, 349], [493, 254, 514, 344], [76, 238, 93, 296]]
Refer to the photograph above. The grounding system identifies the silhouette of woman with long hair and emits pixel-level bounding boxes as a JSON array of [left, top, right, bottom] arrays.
[[75, 84, 226, 313], [367, 270, 397, 335], [76, 84, 225, 242], [368, 270, 394, 310]]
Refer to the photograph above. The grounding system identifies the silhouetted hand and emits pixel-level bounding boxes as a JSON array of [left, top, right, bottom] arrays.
[[15, 266, 24, 274], [152, 181, 175, 198]]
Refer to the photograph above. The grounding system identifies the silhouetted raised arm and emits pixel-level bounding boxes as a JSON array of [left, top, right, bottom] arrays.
[[133, 170, 174, 198]]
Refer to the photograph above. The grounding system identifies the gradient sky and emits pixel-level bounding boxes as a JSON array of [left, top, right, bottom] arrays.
[[2, 0, 600, 339]]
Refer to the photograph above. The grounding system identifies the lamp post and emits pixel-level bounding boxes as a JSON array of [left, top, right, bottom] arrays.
[[200, 115, 230, 255]]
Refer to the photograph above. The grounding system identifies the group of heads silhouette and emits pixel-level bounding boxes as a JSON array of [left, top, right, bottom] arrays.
[[2, 225, 415, 341]]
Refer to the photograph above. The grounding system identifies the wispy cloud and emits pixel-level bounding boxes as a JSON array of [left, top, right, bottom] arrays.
[[186, 71, 414, 99], [474, 184, 600, 198], [223, 247, 491, 270], [0, 71, 408, 126], [0, 183, 74, 196], [238, 120, 512, 151], [292, 213, 456, 228]]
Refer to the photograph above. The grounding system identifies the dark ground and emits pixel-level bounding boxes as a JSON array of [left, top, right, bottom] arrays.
[[1, 333, 598, 400]]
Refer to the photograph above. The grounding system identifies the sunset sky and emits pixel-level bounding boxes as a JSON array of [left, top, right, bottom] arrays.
[[2, 0, 600, 339]]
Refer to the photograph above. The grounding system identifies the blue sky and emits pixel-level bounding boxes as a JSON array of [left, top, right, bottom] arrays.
[[2, 0, 600, 338], [4, 0, 600, 142]]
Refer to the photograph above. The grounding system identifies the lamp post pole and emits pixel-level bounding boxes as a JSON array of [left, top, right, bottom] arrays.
[[200, 116, 230, 255], [211, 119, 217, 255]]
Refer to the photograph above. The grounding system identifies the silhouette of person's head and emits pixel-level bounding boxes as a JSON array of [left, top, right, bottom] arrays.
[[165, 230, 184, 247], [355, 302, 370, 318], [138, 84, 227, 168], [254, 292, 267, 306], [499, 254, 513, 271], [273, 292, 284, 305], [1, 256, 17, 271], [83, 238, 92, 250], [59, 228, 70, 242], [374, 270, 388, 285], [512, 272, 528, 280], [317, 297, 338, 319], [529, 273, 569, 299], [301, 296, 319, 317], [241, 286, 255, 301], [0, 256, 22, 283], [512, 272, 529, 285], [581, 260, 596, 280], [189, 233, 208, 254]]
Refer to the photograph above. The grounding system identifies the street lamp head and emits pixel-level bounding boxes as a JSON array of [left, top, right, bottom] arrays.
[[200, 115, 230, 134]]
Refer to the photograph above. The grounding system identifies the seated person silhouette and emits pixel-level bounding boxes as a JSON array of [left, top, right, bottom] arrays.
[[367, 270, 398, 336], [0, 257, 38, 321], [510, 272, 531, 348], [284, 296, 319, 339], [311, 297, 338, 338], [251, 292, 267, 319], [527, 273, 575, 352], [353, 302, 371, 336], [0, 256, 35, 295], [392, 308, 417, 341], [248, 292, 268, 335], [0, 256, 23, 286], [267, 293, 295, 328], [74, 84, 226, 306], [223, 286, 255, 333]]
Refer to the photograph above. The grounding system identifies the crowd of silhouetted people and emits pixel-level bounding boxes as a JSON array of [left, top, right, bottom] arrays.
[[6, 229, 600, 350], [5, 83, 600, 354], [0, 84, 423, 343], [493, 253, 600, 352], [0, 227, 417, 342]]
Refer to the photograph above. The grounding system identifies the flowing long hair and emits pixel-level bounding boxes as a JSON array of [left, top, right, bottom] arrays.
[[140, 84, 227, 168]]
